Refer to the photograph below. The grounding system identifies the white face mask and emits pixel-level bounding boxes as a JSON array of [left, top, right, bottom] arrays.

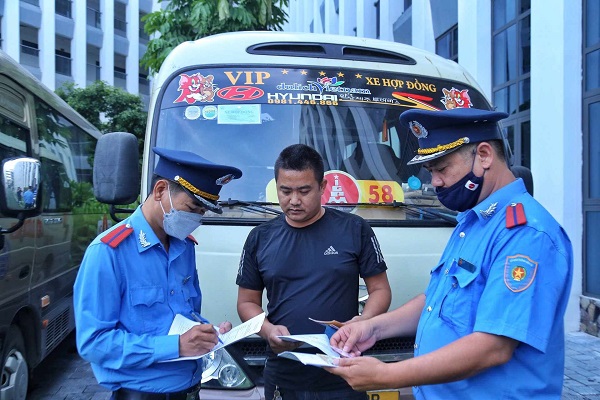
[[159, 186, 203, 240]]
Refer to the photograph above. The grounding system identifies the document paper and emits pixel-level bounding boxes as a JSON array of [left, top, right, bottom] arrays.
[[163, 312, 265, 361]]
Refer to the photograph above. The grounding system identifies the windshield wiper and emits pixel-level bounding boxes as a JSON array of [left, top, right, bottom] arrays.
[[325, 201, 458, 225], [220, 199, 283, 216]]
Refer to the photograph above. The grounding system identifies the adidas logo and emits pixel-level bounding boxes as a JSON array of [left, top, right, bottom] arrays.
[[324, 246, 338, 255]]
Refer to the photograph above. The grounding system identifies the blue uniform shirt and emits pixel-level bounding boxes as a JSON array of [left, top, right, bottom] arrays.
[[413, 179, 573, 399], [73, 206, 204, 393]]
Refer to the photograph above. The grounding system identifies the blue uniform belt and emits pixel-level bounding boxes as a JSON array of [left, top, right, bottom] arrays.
[[111, 386, 200, 400]]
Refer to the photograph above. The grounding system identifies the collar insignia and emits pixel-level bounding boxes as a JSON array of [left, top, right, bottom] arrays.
[[139, 230, 151, 248], [480, 202, 498, 218]]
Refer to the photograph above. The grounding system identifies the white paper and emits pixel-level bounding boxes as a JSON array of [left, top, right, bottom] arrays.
[[278, 351, 339, 368], [163, 312, 265, 362], [277, 333, 340, 358]]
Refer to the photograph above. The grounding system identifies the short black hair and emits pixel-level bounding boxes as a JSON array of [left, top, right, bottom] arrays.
[[274, 144, 324, 183], [147, 175, 186, 200]]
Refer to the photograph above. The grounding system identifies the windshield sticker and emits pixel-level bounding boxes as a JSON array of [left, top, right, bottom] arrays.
[[441, 88, 473, 109], [174, 73, 217, 104], [264, 170, 404, 208], [165, 67, 488, 112], [217, 104, 261, 124], [202, 105, 217, 119], [323, 171, 360, 205], [184, 106, 201, 120]]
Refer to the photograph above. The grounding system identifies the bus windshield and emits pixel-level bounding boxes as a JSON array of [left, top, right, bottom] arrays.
[[154, 66, 491, 223]]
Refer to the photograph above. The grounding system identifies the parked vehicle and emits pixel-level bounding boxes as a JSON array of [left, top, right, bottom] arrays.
[[0, 49, 103, 399], [95, 31, 503, 400]]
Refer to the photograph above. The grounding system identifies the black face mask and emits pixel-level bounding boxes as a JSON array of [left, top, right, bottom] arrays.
[[435, 171, 484, 212], [434, 151, 484, 212]]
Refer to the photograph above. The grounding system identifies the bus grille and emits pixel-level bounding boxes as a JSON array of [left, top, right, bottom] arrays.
[[237, 336, 415, 366]]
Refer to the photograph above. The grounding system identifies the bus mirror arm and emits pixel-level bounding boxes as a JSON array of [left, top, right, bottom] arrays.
[[109, 204, 134, 223], [0, 212, 26, 249]]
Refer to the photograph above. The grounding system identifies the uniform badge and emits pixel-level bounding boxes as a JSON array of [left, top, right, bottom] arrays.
[[504, 254, 538, 292], [139, 230, 151, 248], [480, 202, 497, 218], [408, 121, 428, 138]]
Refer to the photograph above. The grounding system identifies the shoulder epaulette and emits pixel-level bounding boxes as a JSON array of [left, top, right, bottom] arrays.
[[187, 234, 198, 245], [506, 203, 527, 229], [101, 224, 134, 248]]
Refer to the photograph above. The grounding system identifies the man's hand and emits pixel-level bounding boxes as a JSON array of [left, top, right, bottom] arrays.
[[179, 324, 219, 357], [330, 319, 377, 356], [325, 356, 387, 391], [264, 324, 301, 354]]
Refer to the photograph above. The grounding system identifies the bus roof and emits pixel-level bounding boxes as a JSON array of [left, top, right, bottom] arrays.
[[0, 49, 101, 139], [156, 31, 484, 98]]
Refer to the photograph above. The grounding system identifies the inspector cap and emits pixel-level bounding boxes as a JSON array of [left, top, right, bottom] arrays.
[[399, 108, 509, 165], [153, 147, 242, 214]]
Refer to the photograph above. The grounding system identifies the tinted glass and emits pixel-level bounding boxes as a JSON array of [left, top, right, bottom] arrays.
[[586, 49, 600, 92], [586, 210, 600, 296], [155, 67, 493, 222], [493, 0, 516, 30], [493, 84, 517, 114], [520, 16, 531, 74], [586, 0, 600, 48], [519, 77, 530, 111], [520, 119, 530, 168], [520, 0, 531, 12], [493, 25, 517, 85], [590, 101, 600, 198], [35, 100, 97, 212]]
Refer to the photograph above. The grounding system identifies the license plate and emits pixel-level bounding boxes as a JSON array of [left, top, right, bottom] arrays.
[[367, 391, 400, 400]]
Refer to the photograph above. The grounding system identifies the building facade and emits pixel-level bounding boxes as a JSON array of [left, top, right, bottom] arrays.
[[283, 0, 597, 335], [0, 0, 159, 104]]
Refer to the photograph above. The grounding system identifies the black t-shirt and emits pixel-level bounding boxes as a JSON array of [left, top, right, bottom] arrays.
[[236, 207, 387, 391]]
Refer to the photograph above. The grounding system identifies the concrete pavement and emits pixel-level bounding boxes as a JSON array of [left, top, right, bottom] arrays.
[[27, 331, 600, 399]]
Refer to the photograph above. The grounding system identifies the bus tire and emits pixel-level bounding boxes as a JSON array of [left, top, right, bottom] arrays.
[[1, 325, 29, 400]]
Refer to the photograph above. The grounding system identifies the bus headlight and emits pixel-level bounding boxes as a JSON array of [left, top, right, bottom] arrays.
[[201, 349, 253, 389]]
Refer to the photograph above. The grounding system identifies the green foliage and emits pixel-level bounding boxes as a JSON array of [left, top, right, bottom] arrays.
[[141, 0, 289, 74]]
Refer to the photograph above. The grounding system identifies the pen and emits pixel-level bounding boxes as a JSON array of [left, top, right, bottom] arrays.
[[190, 312, 224, 345]]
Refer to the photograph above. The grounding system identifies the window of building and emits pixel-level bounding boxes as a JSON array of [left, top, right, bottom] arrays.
[[492, 0, 530, 168], [56, 0, 72, 19], [55, 36, 72, 76], [20, 25, 39, 68], [583, 0, 600, 297], [139, 12, 149, 42], [436, 24, 458, 62], [86, 45, 101, 84], [87, 0, 101, 28], [114, 2, 127, 37]]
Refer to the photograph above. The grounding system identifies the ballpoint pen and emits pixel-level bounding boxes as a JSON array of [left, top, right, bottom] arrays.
[[190, 311, 224, 345]]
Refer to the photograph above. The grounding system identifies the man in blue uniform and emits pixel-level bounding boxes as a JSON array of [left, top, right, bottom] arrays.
[[237, 144, 391, 400], [327, 108, 573, 399], [74, 148, 242, 400]]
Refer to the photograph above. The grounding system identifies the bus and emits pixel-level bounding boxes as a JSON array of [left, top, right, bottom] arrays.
[[95, 31, 507, 400], [0, 49, 103, 399]]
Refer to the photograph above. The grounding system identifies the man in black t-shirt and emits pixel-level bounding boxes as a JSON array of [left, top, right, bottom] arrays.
[[237, 144, 392, 400]]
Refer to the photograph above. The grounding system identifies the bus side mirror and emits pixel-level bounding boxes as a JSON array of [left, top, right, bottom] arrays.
[[93, 132, 140, 205], [0, 158, 42, 247], [0, 157, 42, 217]]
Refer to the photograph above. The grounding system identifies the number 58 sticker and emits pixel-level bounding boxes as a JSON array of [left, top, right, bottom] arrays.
[[358, 180, 404, 203]]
